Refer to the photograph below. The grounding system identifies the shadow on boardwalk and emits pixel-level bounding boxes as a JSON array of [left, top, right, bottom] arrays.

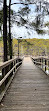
[[0, 57, 49, 111]]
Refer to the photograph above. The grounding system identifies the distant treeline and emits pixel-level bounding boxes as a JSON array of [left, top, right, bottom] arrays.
[[0, 38, 49, 57], [13, 38, 49, 56]]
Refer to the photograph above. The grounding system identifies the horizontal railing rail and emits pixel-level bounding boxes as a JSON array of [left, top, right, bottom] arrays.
[[31, 56, 49, 74], [0, 57, 23, 102]]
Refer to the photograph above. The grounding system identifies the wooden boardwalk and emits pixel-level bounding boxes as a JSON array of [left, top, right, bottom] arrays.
[[0, 57, 49, 111]]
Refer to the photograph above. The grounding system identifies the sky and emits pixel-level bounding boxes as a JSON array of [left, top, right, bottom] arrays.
[[3, 0, 49, 39]]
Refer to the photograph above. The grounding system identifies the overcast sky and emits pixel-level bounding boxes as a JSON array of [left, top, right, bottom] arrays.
[[7, 0, 49, 39]]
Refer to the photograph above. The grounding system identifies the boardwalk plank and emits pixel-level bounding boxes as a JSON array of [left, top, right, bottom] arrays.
[[0, 57, 49, 111]]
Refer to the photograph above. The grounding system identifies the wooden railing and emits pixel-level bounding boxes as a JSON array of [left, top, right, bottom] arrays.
[[31, 56, 49, 74], [0, 57, 23, 102]]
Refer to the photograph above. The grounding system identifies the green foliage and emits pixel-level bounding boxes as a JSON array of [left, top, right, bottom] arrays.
[[0, 37, 3, 41], [0, 9, 3, 27], [45, 22, 49, 27], [18, 6, 30, 16], [20, 17, 27, 25], [36, 29, 45, 34], [0, 8, 13, 25]]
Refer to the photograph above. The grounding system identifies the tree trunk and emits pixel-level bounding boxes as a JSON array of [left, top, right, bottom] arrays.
[[3, 0, 8, 62], [9, 0, 13, 77], [9, 0, 12, 59]]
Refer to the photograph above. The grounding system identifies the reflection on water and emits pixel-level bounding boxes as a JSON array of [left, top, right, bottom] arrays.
[[40, 64, 49, 75], [46, 70, 49, 74], [0, 71, 2, 81], [0, 72, 2, 81], [0, 72, 2, 76]]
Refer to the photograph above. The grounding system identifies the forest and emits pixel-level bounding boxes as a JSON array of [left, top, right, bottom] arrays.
[[9, 38, 49, 57], [0, 37, 49, 62]]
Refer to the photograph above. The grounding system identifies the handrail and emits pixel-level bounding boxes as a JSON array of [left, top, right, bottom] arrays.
[[0, 57, 23, 102], [31, 56, 49, 61], [0, 57, 18, 70], [31, 56, 49, 74], [33, 59, 49, 68], [0, 61, 22, 86]]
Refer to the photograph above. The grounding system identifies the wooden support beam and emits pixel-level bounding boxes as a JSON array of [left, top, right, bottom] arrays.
[[45, 59, 46, 72]]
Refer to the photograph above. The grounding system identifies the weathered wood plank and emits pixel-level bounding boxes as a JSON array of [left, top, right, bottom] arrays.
[[0, 57, 49, 111]]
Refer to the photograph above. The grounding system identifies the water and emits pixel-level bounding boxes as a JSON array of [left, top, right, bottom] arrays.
[[0, 72, 2, 76], [0, 72, 2, 81], [0, 61, 3, 78], [42, 66, 49, 75], [38, 65, 49, 75], [46, 70, 49, 75]]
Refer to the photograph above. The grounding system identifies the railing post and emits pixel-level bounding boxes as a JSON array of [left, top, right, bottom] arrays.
[[40, 58, 41, 67], [16, 60, 17, 69], [40, 58, 41, 62], [14, 61, 15, 72], [15, 60, 16, 72], [2, 67, 9, 90], [34, 59, 35, 64], [10, 62, 13, 77], [5, 66, 9, 86], [45, 59, 46, 72], [1, 68, 5, 92], [48, 60, 49, 73], [35, 59, 37, 65], [42, 58, 43, 69]]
